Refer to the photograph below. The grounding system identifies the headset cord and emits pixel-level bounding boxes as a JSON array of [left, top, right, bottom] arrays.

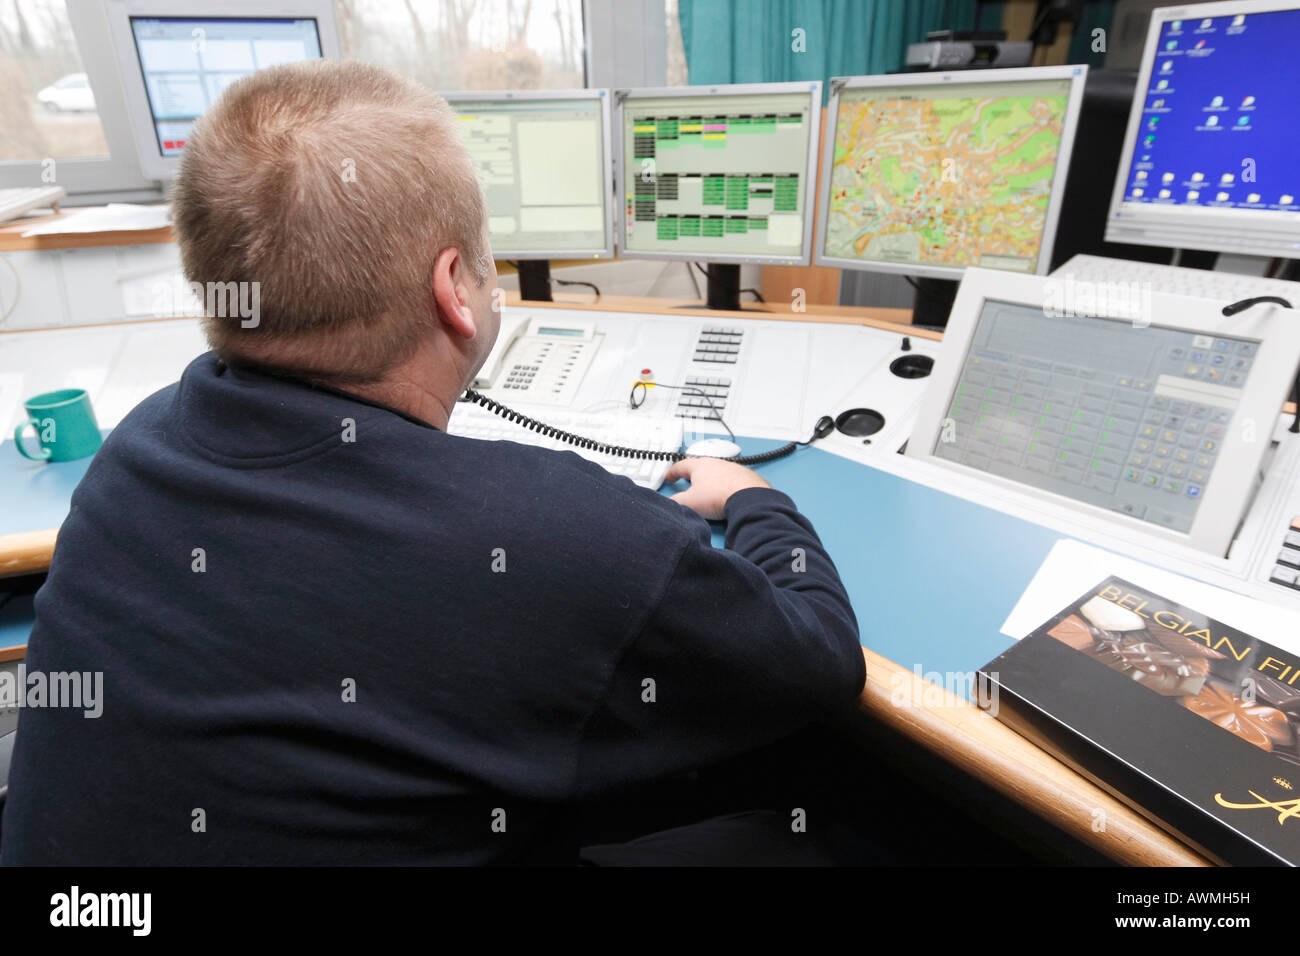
[[460, 388, 834, 466]]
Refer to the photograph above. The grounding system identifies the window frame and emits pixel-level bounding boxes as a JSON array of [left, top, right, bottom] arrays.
[[0, 0, 162, 203], [1, 0, 641, 203]]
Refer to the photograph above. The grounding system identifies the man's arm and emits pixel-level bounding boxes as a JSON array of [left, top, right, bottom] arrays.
[[573, 460, 863, 797]]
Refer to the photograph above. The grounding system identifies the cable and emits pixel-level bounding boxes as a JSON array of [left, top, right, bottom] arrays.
[[1221, 294, 1298, 433], [504, 261, 600, 301], [742, 288, 765, 303], [629, 380, 735, 440], [685, 261, 702, 299], [0, 253, 21, 324], [461, 387, 833, 466], [553, 278, 601, 301], [904, 276, 921, 291], [1221, 295, 1292, 317]]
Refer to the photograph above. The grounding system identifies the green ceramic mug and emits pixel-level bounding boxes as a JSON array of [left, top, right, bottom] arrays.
[[13, 388, 103, 462]]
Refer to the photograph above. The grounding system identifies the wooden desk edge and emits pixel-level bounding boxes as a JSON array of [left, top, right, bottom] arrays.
[[0, 529, 57, 579], [503, 291, 939, 339], [859, 646, 1213, 866]]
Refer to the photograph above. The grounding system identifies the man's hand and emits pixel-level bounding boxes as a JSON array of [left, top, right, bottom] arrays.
[[665, 457, 771, 520]]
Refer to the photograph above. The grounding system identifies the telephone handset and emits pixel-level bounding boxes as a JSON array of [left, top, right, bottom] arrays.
[[464, 312, 835, 464], [471, 315, 602, 405], [473, 314, 529, 388]]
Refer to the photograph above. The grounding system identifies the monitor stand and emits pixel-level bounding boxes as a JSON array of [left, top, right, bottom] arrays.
[[909, 277, 958, 329], [515, 260, 554, 302], [675, 263, 767, 313]]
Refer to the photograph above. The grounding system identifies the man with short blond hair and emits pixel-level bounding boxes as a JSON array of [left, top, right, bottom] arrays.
[[2, 60, 863, 865]]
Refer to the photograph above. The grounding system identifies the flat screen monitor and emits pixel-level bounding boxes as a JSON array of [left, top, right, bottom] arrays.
[[443, 90, 615, 260], [908, 268, 1300, 556], [615, 82, 823, 266], [814, 66, 1088, 280], [107, 0, 339, 181], [1105, 0, 1300, 257]]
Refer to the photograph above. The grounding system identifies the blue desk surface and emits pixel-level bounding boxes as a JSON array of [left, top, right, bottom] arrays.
[[1, 432, 1062, 677]]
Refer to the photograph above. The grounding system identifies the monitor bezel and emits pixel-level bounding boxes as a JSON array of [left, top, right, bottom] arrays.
[[906, 267, 1300, 557], [613, 81, 824, 267], [813, 65, 1089, 281], [1103, 0, 1300, 257], [441, 88, 616, 261], [106, 0, 341, 182]]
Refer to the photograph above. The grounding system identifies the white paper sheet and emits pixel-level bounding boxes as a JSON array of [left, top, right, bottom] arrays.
[[1001, 538, 1300, 659], [20, 203, 170, 237]]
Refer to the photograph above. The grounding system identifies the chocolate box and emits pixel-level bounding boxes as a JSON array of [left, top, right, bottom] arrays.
[[978, 575, 1300, 866]]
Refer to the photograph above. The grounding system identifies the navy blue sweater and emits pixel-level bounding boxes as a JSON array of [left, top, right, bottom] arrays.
[[1, 353, 863, 865]]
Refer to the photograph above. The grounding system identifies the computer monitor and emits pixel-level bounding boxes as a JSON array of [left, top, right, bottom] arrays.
[[1105, 0, 1300, 258], [615, 82, 823, 309], [908, 268, 1300, 557], [443, 90, 615, 300], [813, 66, 1087, 281], [106, 0, 339, 181]]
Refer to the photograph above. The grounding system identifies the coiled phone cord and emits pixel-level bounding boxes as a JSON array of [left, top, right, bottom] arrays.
[[460, 388, 835, 466]]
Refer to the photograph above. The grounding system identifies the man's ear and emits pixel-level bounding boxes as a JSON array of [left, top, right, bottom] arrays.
[[432, 245, 477, 341]]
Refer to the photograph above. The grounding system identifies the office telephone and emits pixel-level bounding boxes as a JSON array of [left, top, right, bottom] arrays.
[[463, 311, 837, 468], [472, 315, 603, 405]]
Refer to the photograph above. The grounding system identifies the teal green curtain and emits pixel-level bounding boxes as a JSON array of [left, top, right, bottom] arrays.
[[1066, 1, 1116, 68], [678, 0, 1002, 99]]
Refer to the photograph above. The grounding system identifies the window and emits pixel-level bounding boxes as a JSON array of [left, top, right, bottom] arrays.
[[333, 0, 586, 90], [665, 0, 687, 86], [0, 0, 109, 162]]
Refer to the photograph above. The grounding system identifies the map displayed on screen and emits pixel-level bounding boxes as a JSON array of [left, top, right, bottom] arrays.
[[823, 77, 1073, 273]]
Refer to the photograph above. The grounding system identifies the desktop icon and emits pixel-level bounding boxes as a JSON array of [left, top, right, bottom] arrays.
[[1161, 61, 1173, 72], [1237, 116, 1250, 126], [1248, 193, 1260, 203], [1200, 18, 1212, 29], [1132, 187, 1145, 197], [1136, 170, 1148, 180], [1233, 14, 1245, 26], [1148, 118, 1160, 129], [1187, 190, 1199, 200], [1191, 172, 1205, 181], [1144, 134, 1156, 145], [1216, 191, 1229, 201], [1205, 116, 1218, 126], [1153, 98, 1165, 108], [1156, 79, 1170, 89], [1158, 189, 1171, 198], [1171, 20, 1182, 30], [1283, 195, 1295, 205], [1210, 95, 1223, 107], [1195, 39, 1206, 49], [1221, 173, 1234, 183], [1166, 40, 1178, 50], [1162, 172, 1174, 182], [1242, 95, 1255, 106]]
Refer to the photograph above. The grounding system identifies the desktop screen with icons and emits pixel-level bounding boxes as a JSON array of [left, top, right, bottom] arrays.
[[1121, 8, 1299, 214]]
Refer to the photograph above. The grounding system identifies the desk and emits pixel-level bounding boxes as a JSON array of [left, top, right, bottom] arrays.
[[0, 296, 1210, 866]]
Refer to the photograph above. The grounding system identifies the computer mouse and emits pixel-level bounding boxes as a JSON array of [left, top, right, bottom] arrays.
[[685, 438, 742, 459]]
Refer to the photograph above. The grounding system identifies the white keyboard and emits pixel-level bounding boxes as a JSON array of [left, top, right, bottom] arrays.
[[1056, 254, 1300, 305], [446, 400, 684, 489], [0, 186, 67, 224]]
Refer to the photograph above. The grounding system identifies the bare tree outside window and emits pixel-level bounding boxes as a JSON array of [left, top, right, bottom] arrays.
[[334, 0, 585, 91], [0, 0, 110, 162]]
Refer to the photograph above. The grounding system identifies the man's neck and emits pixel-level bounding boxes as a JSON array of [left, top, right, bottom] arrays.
[[343, 373, 461, 430]]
